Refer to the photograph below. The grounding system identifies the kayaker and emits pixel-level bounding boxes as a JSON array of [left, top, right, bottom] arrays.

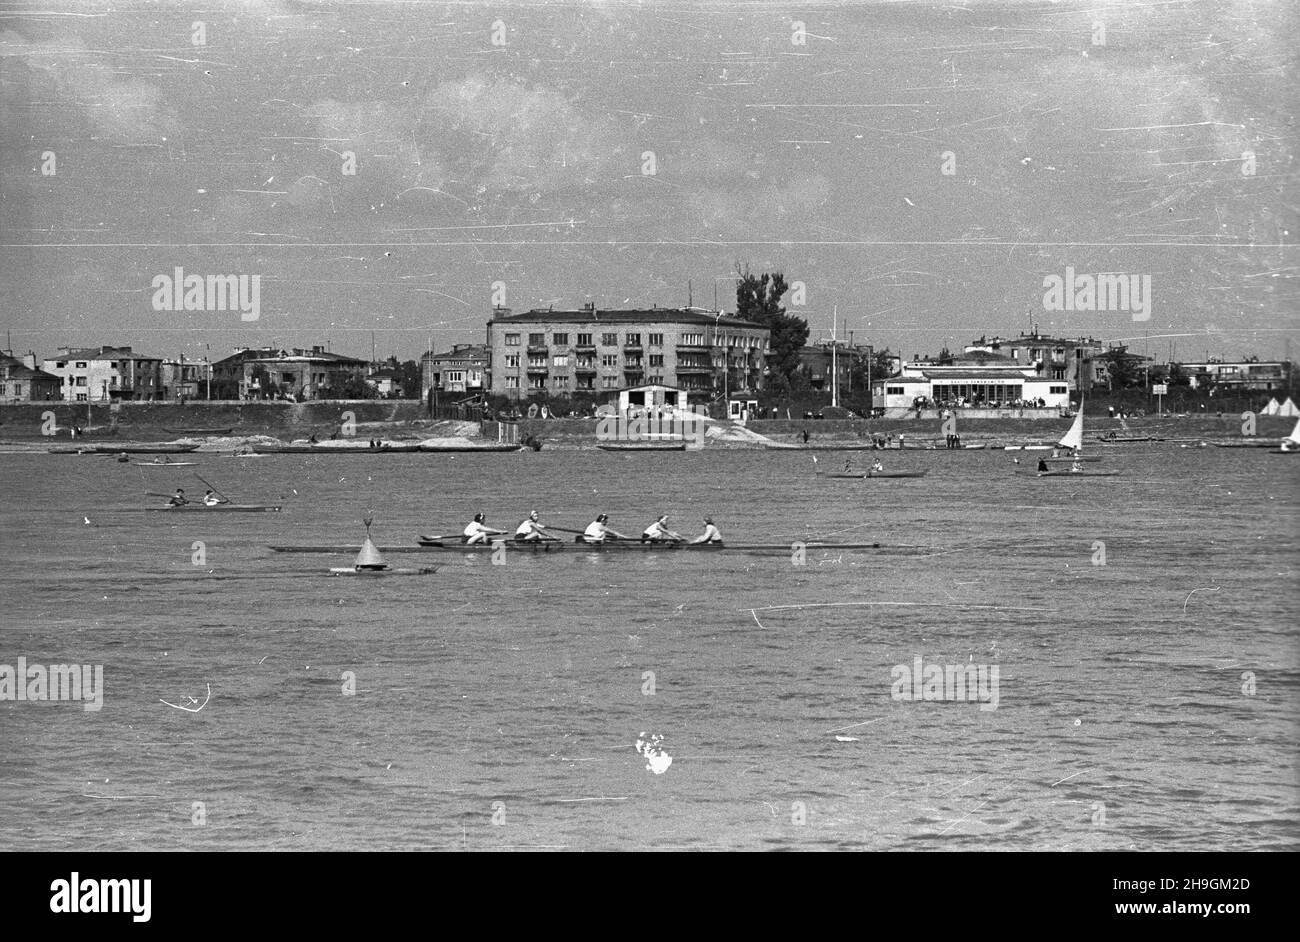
[[690, 517, 724, 544], [1037, 457, 1049, 472], [1070, 459, 1083, 473], [202, 489, 229, 506], [582, 514, 630, 543], [514, 510, 551, 542], [641, 515, 683, 543], [463, 513, 505, 544], [870, 458, 884, 473], [168, 488, 188, 507]]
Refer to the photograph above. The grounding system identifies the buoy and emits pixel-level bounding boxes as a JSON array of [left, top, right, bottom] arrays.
[[353, 517, 388, 571]]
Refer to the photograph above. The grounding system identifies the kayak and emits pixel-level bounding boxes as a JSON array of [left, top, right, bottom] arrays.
[[148, 504, 282, 512], [597, 442, 688, 451], [1032, 470, 1122, 477], [133, 461, 198, 467]]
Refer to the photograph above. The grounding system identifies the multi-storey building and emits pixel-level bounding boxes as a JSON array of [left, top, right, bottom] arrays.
[[210, 346, 368, 400], [965, 330, 1108, 392], [160, 358, 212, 400], [41, 346, 163, 402], [1177, 357, 1290, 393], [421, 344, 489, 401], [0, 352, 62, 402], [485, 304, 769, 402]]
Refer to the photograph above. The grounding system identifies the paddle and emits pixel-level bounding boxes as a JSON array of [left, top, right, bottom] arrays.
[[194, 473, 231, 503]]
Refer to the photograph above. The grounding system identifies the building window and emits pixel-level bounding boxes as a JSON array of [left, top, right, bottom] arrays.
[[647, 375, 663, 385], [625, 333, 641, 346], [529, 333, 545, 346], [648, 333, 663, 346], [681, 333, 704, 346], [505, 376, 519, 389], [552, 333, 569, 346], [552, 375, 569, 388], [602, 376, 618, 389], [553, 355, 568, 367], [649, 354, 664, 367], [505, 333, 520, 346], [1050, 385, 1067, 395], [56, 361, 66, 368], [577, 333, 593, 346], [76, 393, 87, 401], [528, 356, 547, 368], [528, 376, 546, 389], [887, 386, 904, 396], [601, 355, 618, 368], [601, 333, 618, 346], [76, 362, 87, 368], [505, 354, 520, 368], [75, 377, 87, 386]]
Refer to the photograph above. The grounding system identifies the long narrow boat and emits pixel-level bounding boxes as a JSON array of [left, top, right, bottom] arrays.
[[328, 566, 437, 576], [252, 442, 425, 454], [148, 503, 282, 512], [268, 540, 886, 555], [1032, 469, 1122, 477], [1040, 455, 1102, 463], [133, 460, 198, 467], [164, 427, 234, 435], [817, 470, 928, 479], [48, 443, 200, 455], [763, 441, 878, 451], [597, 441, 688, 451]]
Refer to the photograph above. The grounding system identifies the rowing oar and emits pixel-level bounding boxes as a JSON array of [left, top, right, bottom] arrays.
[[194, 473, 231, 503], [548, 525, 586, 535]]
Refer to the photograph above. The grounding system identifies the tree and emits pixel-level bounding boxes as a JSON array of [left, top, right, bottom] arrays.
[[734, 268, 808, 384], [394, 359, 422, 398]]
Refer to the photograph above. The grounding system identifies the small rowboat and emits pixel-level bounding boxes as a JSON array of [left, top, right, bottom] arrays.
[[328, 566, 437, 577], [134, 460, 198, 467], [148, 504, 282, 512]]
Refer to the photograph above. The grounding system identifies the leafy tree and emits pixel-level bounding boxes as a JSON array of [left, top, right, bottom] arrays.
[[394, 359, 422, 398], [734, 268, 808, 383]]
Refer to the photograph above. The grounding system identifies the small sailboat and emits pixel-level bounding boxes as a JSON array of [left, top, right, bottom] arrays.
[[1031, 405, 1120, 477], [1269, 417, 1300, 454]]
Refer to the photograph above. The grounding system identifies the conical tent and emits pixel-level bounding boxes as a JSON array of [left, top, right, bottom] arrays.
[[1277, 398, 1299, 417], [1262, 398, 1281, 415]]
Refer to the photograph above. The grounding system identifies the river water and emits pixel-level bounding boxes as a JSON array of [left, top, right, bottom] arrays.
[[1, 445, 1296, 850]]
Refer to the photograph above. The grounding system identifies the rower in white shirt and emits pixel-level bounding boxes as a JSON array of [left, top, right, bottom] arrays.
[[463, 513, 505, 544], [690, 517, 723, 544], [514, 510, 550, 542], [641, 514, 683, 543], [582, 513, 630, 543]]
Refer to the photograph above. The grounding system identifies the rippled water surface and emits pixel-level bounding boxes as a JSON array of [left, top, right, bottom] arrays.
[[1, 446, 1297, 850]]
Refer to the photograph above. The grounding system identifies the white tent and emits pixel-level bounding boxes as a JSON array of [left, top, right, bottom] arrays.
[[1278, 398, 1300, 417], [1261, 397, 1281, 415]]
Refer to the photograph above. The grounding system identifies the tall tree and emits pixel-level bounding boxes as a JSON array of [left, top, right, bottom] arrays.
[[734, 268, 808, 383]]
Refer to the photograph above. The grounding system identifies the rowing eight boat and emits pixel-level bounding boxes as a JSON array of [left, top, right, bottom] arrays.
[[269, 539, 885, 555]]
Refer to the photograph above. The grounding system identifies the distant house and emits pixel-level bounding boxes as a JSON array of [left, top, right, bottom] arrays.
[[365, 368, 405, 398], [41, 346, 163, 402], [0, 352, 62, 402], [210, 346, 368, 400], [965, 330, 1108, 393], [1178, 357, 1290, 394], [160, 358, 211, 400], [421, 344, 489, 402]]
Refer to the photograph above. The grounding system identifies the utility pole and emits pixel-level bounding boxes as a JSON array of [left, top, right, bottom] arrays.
[[831, 306, 839, 409]]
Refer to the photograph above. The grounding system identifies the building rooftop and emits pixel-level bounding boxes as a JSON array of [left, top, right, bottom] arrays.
[[492, 305, 765, 330], [50, 345, 159, 360], [921, 370, 1044, 381], [0, 354, 59, 380], [214, 346, 367, 366]]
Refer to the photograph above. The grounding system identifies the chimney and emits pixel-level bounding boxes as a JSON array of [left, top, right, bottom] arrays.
[[22, 352, 36, 369]]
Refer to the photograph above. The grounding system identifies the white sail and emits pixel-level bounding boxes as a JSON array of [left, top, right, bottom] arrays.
[[1057, 409, 1084, 451], [1285, 417, 1300, 445]]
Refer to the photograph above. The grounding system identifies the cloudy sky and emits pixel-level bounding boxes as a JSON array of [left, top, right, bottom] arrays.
[[1, 0, 1295, 366]]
